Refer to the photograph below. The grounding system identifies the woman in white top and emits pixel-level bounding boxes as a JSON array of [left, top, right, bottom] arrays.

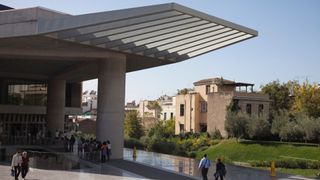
[[11, 150, 22, 180]]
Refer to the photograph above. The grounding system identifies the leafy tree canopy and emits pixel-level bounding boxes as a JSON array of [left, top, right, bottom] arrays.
[[124, 111, 145, 139]]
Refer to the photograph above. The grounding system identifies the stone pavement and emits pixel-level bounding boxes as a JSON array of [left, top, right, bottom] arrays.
[[0, 161, 146, 180], [110, 159, 196, 180], [0, 147, 317, 180]]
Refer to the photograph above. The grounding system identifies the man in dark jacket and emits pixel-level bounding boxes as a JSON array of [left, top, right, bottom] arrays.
[[215, 158, 226, 180]]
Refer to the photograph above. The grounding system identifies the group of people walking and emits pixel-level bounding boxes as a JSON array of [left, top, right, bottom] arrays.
[[11, 150, 29, 180], [198, 154, 226, 180]]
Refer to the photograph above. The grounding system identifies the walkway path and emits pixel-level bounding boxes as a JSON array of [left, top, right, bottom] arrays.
[[0, 160, 146, 180]]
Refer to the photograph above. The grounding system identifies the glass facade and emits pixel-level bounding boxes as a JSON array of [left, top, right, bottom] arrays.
[[7, 84, 47, 106], [0, 79, 47, 106]]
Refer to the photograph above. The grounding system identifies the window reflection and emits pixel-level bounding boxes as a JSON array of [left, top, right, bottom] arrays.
[[5, 81, 47, 106]]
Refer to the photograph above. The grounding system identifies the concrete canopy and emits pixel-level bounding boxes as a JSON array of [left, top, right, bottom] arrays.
[[0, 3, 257, 81]]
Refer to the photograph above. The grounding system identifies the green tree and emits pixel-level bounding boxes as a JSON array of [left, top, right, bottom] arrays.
[[292, 81, 320, 118], [294, 112, 320, 142], [124, 111, 145, 139], [261, 80, 295, 112], [225, 111, 249, 139], [271, 110, 291, 140], [163, 119, 175, 137], [247, 114, 271, 140], [177, 88, 191, 95], [226, 99, 240, 112], [146, 101, 162, 119], [147, 119, 175, 139]]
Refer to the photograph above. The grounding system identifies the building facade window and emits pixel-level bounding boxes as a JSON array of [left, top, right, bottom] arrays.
[[200, 101, 207, 113], [180, 104, 185, 116], [258, 104, 264, 115], [170, 112, 173, 119], [164, 112, 167, 120], [206, 85, 210, 94], [179, 124, 184, 132], [246, 104, 252, 114]]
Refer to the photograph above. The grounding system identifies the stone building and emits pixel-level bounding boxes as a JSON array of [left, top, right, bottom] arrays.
[[175, 77, 270, 136]]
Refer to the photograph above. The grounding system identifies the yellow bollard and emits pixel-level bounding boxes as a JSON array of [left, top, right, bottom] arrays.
[[271, 161, 276, 177], [133, 145, 137, 160]]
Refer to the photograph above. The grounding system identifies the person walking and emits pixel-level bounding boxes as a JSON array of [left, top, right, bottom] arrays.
[[107, 140, 111, 161], [69, 135, 76, 152], [101, 141, 107, 163], [21, 151, 29, 180], [198, 154, 211, 180], [11, 150, 22, 180], [214, 158, 226, 180]]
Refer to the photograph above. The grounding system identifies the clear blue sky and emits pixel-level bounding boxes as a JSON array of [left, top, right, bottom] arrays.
[[3, 0, 320, 102]]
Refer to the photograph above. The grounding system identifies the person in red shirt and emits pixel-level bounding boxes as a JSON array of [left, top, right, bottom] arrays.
[[101, 141, 108, 163], [21, 151, 29, 180]]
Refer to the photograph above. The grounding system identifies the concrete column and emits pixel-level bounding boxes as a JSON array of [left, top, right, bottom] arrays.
[[47, 79, 66, 134], [97, 56, 126, 159]]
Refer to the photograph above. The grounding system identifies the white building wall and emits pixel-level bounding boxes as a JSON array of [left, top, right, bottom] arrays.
[[138, 100, 155, 118], [82, 94, 97, 113], [160, 96, 176, 120]]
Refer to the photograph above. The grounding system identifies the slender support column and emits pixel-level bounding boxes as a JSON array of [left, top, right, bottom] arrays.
[[47, 79, 66, 135], [97, 55, 126, 159]]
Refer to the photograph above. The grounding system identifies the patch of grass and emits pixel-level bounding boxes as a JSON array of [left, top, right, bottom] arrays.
[[197, 139, 320, 162], [196, 139, 320, 178], [256, 167, 320, 179]]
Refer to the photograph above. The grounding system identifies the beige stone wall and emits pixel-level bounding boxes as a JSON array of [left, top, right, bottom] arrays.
[[235, 92, 270, 115], [207, 92, 270, 137], [175, 93, 200, 134], [193, 94, 200, 132], [194, 85, 207, 100], [218, 85, 235, 92], [194, 85, 208, 125], [207, 92, 233, 137], [138, 100, 155, 118], [238, 100, 270, 115]]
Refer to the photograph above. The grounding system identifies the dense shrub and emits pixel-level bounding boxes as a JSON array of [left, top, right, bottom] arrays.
[[210, 129, 223, 139], [187, 151, 197, 158], [151, 141, 176, 154], [249, 159, 320, 169]]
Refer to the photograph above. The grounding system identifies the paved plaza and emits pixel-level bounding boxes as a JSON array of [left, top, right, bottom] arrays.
[[0, 161, 146, 180], [0, 148, 316, 180]]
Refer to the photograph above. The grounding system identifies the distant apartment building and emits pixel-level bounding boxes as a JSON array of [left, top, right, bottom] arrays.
[[158, 95, 176, 121], [125, 95, 176, 120], [175, 77, 270, 137], [82, 90, 97, 113], [69, 90, 98, 135], [125, 101, 139, 113]]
